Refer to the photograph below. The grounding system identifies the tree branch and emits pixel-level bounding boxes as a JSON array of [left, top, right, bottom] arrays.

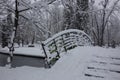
[[19, 8, 31, 13]]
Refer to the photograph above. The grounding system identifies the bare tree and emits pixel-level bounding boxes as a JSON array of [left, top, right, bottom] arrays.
[[89, 0, 120, 46]]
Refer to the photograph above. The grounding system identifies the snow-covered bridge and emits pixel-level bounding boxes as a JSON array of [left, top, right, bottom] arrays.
[[41, 29, 93, 67]]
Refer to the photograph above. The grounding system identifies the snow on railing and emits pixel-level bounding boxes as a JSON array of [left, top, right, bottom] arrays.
[[41, 29, 93, 68]]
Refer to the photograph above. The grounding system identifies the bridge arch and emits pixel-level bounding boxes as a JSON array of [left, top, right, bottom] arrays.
[[42, 29, 93, 66]]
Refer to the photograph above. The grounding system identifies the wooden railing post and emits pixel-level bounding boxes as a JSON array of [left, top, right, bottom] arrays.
[[61, 35, 67, 52], [41, 42, 51, 68], [53, 39, 60, 58], [76, 33, 79, 47], [68, 32, 74, 49]]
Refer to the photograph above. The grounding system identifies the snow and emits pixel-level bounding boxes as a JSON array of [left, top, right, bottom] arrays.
[[0, 46, 120, 80], [0, 46, 45, 57]]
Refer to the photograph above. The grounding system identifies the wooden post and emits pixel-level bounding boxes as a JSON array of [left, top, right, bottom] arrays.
[[76, 33, 79, 47], [53, 39, 60, 58], [61, 35, 67, 52], [68, 32, 74, 49], [41, 42, 51, 68]]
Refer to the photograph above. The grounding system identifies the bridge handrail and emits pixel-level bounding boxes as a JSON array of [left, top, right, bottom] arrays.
[[43, 29, 93, 45]]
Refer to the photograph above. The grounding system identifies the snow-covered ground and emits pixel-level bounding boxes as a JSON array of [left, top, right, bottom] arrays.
[[0, 46, 45, 57], [0, 46, 120, 80]]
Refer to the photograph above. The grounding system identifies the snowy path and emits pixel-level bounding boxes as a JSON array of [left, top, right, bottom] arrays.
[[0, 47, 120, 80]]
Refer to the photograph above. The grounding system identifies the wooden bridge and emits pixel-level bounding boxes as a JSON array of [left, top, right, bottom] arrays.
[[41, 29, 93, 67]]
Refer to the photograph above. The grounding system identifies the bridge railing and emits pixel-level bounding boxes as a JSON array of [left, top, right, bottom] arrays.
[[41, 29, 93, 67]]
